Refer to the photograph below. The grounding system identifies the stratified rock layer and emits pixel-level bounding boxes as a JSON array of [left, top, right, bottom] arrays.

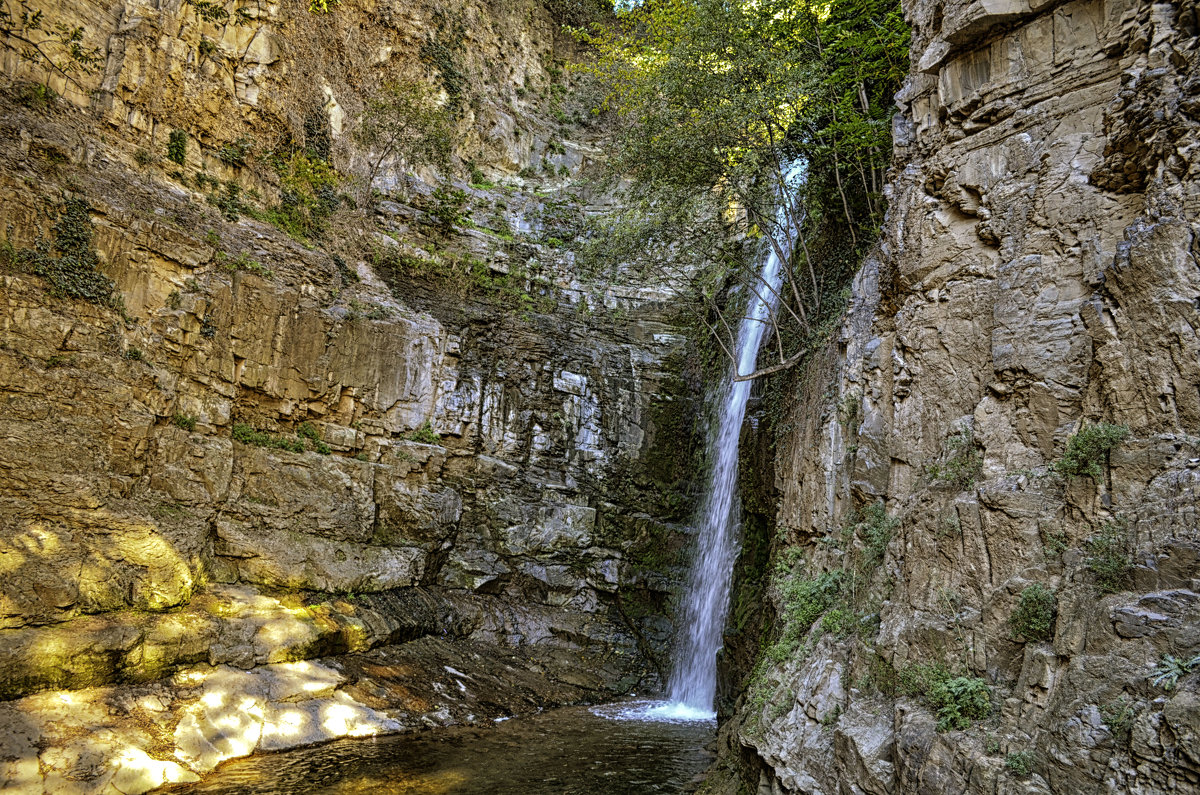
[[719, 1, 1199, 793], [0, 1, 701, 791]]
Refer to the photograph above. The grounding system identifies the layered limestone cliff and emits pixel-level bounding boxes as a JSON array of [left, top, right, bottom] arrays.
[[715, 0, 1200, 793], [0, 1, 703, 791]]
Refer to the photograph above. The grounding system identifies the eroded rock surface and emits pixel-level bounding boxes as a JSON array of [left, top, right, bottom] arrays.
[[716, 0, 1200, 793]]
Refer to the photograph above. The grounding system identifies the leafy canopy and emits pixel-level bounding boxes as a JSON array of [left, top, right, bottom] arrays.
[[578, 0, 908, 378]]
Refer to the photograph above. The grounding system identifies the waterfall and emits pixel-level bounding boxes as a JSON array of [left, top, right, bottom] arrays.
[[664, 163, 805, 718]]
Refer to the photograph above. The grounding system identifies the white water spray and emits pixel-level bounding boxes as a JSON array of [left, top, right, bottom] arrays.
[[665, 163, 805, 717]]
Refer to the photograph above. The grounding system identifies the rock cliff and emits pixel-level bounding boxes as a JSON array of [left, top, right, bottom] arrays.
[[714, 0, 1200, 793], [0, 0, 703, 791]]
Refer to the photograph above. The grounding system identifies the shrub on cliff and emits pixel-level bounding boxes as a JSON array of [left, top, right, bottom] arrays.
[[1009, 584, 1056, 642], [1053, 421, 1129, 480], [1086, 518, 1134, 594]]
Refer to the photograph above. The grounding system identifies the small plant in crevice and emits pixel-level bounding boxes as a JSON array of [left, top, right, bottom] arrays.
[[1053, 421, 1129, 481], [261, 150, 339, 242], [167, 129, 188, 165], [1086, 517, 1134, 594], [927, 427, 983, 491], [853, 501, 898, 571], [402, 420, 441, 445], [14, 81, 57, 109], [231, 422, 305, 453], [217, 250, 272, 278], [1100, 697, 1135, 744], [123, 347, 144, 361], [1148, 654, 1200, 691], [172, 412, 197, 432], [1040, 525, 1068, 558], [207, 181, 249, 221], [298, 422, 331, 454], [216, 137, 253, 167], [134, 148, 155, 167], [1009, 584, 1056, 642], [1004, 750, 1034, 777]]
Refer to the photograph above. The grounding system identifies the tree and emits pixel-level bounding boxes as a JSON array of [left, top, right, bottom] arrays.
[[353, 79, 454, 198], [1, 0, 102, 91], [578, 0, 908, 380]]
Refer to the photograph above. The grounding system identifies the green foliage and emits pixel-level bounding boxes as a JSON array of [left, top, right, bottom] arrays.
[[402, 420, 441, 445], [133, 148, 155, 167], [898, 663, 991, 732], [15, 197, 117, 305], [927, 427, 983, 490], [1148, 654, 1200, 691], [371, 247, 555, 318], [187, 0, 229, 24], [1100, 697, 1135, 743], [198, 37, 217, 58], [853, 501, 897, 570], [216, 137, 253, 167], [576, 0, 908, 379], [172, 412, 197, 432], [332, 254, 358, 284], [1086, 518, 1133, 594], [297, 422, 331, 454], [217, 250, 272, 278], [1009, 584, 1056, 642], [167, 130, 187, 166], [928, 676, 992, 732], [308, 0, 340, 13], [429, 186, 467, 230], [231, 422, 306, 453], [207, 181, 248, 221], [1004, 751, 1034, 776], [2, 1, 101, 88], [1053, 422, 1129, 480], [420, 36, 466, 111], [14, 81, 56, 109], [820, 606, 854, 638], [355, 80, 453, 189], [765, 569, 843, 663], [123, 347, 144, 361], [262, 150, 339, 242]]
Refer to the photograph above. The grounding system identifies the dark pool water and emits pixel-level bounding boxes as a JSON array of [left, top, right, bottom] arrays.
[[164, 701, 716, 794]]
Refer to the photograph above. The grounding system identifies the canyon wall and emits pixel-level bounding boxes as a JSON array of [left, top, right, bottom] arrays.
[[715, 0, 1200, 793], [0, 1, 701, 791]]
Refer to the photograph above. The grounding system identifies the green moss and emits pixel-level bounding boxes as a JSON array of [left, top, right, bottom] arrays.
[[1009, 583, 1056, 641], [1054, 422, 1129, 480]]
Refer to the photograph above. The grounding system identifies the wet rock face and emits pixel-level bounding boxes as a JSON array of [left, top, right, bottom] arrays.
[[724, 0, 1200, 793]]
